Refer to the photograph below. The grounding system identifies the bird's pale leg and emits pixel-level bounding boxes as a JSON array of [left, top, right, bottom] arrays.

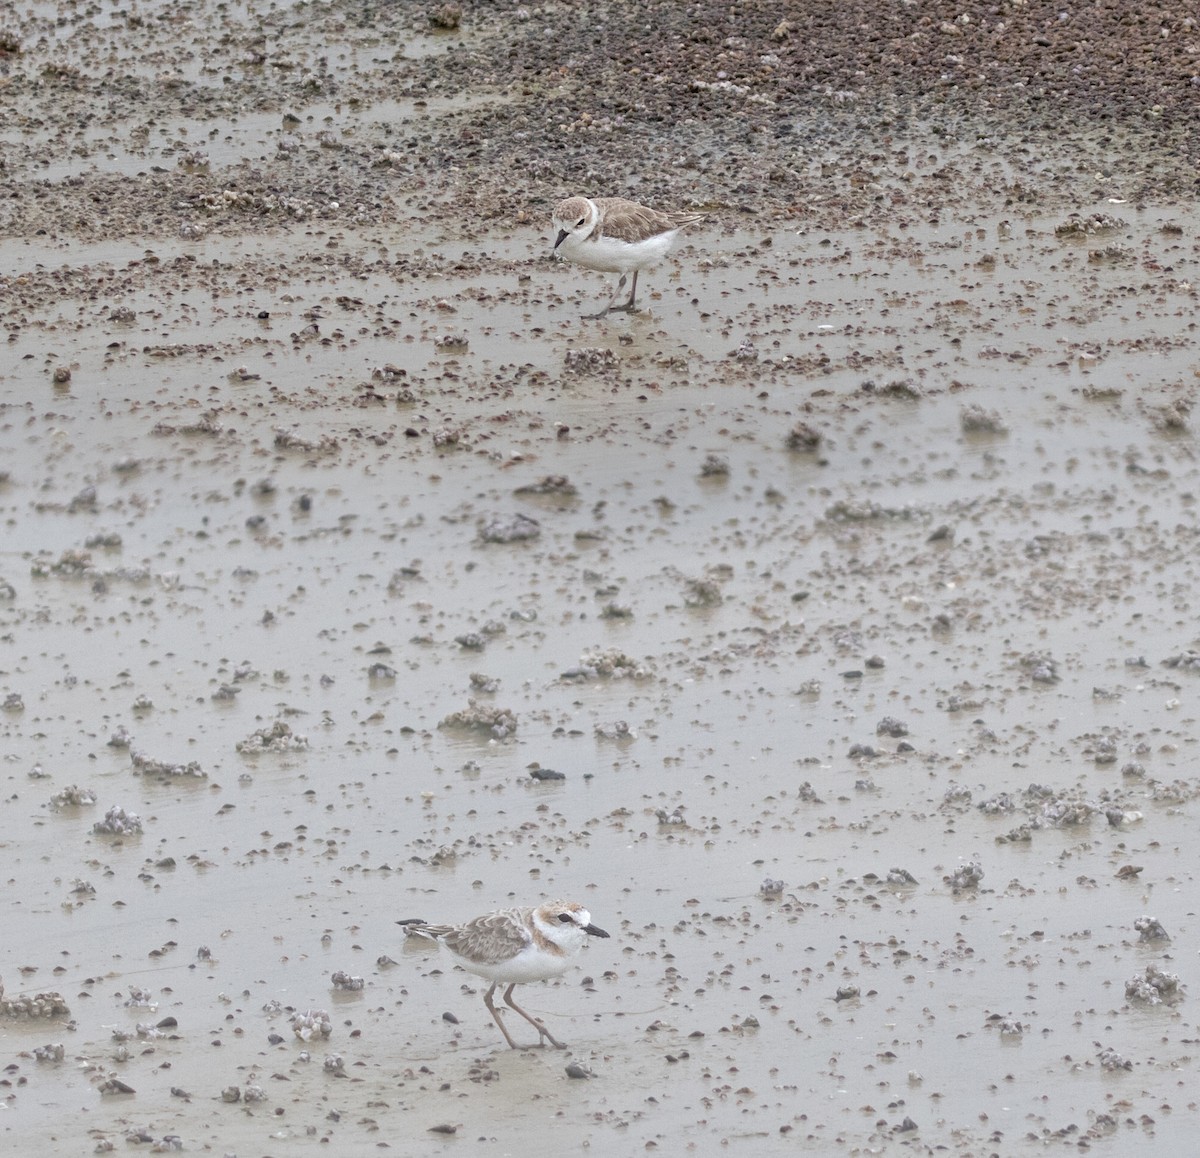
[[583, 274, 627, 320], [482, 982, 522, 1050], [503, 983, 567, 1049], [611, 270, 640, 313], [604, 267, 643, 312]]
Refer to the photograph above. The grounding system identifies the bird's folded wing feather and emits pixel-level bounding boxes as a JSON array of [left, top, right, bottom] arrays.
[[434, 910, 534, 964], [592, 197, 678, 241]]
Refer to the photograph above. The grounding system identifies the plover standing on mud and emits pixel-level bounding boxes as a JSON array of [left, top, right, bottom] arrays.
[[400, 900, 610, 1049], [551, 195, 705, 318]]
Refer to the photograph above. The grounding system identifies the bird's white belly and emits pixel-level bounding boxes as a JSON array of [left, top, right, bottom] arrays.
[[561, 230, 677, 274], [453, 944, 574, 985]]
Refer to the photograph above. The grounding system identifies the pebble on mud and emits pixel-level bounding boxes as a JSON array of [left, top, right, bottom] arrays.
[[428, 3, 462, 30], [291, 1009, 333, 1040], [564, 347, 617, 373], [438, 701, 517, 738], [479, 512, 541, 543], [236, 721, 310, 754], [130, 750, 206, 779], [683, 577, 723, 606], [1098, 1044, 1132, 1071], [274, 427, 339, 455], [1133, 916, 1169, 943], [97, 1076, 135, 1095], [561, 647, 651, 680], [785, 422, 821, 452], [49, 785, 97, 808], [824, 499, 916, 523], [1053, 212, 1126, 237], [1124, 964, 1182, 1006], [92, 806, 143, 836], [944, 861, 983, 892], [434, 333, 469, 353], [1, 991, 70, 1018], [959, 404, 1008, 434], [514, 474, 577, 496], [1021, 652, 1060, 683]]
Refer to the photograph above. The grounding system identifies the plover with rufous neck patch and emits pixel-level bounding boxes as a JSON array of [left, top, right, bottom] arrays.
[[400, 900, 610, 1049]]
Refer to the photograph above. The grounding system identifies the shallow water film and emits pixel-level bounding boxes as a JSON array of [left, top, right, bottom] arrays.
[[2, 1, 1199, 1155]]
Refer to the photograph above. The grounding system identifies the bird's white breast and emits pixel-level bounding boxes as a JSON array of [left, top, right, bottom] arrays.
[[558, 229, 678, 274]]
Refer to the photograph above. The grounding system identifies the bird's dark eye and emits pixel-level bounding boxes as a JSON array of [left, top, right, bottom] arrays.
[[557, 912, 574, 924], [575, 217, 586, 228]]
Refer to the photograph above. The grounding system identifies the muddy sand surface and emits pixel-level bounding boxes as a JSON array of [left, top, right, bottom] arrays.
[[2, 1, 1200, 1155]]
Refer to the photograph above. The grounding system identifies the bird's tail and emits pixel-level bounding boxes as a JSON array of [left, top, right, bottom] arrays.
[[397, 918, 447, 942]]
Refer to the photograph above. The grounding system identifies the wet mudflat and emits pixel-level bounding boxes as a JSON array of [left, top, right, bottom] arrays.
[[2, 1, 1199, 1155]]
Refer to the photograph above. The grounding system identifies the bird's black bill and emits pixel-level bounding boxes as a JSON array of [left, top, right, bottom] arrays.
[[584, 923, 610, 938], [553, 228, 569, 251], [396, 917, 427, 927]]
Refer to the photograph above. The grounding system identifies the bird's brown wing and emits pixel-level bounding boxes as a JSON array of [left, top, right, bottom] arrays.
[[433, 908, 534, 966], [591, 197, 680, 244]]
